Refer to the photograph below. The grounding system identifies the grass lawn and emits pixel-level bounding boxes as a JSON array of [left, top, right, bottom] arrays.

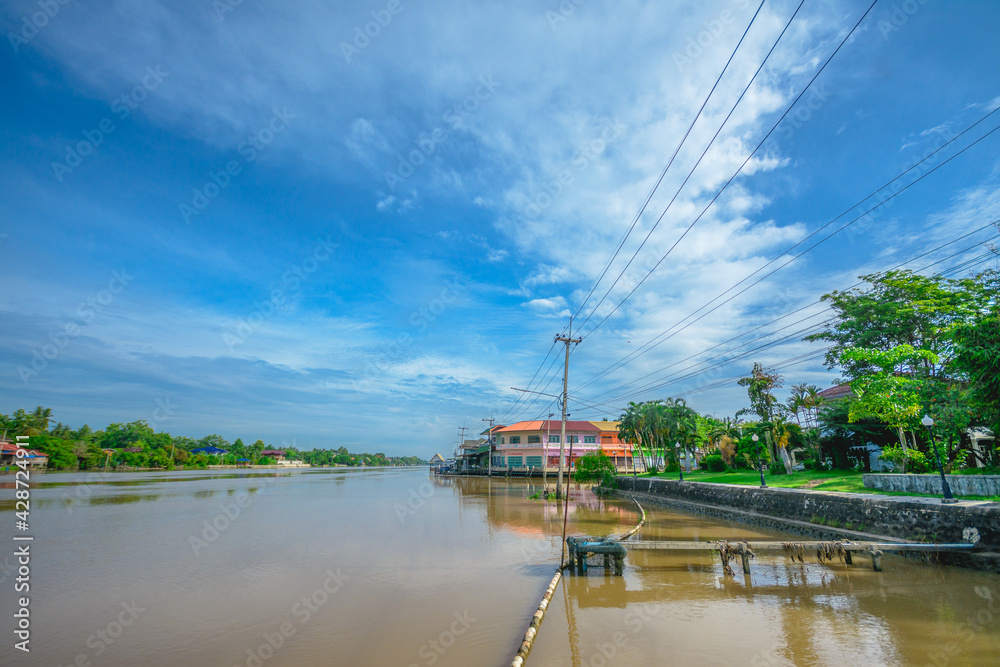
[[630, 469, 1000, 502]]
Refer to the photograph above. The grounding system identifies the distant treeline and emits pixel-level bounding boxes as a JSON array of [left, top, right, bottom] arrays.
[[1, 407, 426, 469]]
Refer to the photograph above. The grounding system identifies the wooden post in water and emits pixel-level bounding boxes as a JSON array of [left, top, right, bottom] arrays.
[[869, 548, 883, 572], [739, 544, 752, 575]]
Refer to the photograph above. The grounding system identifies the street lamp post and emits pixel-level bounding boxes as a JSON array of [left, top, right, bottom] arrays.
[[921, 415, 957, 503], [752, 433, 767, 488], [675, 442, 683, 482]]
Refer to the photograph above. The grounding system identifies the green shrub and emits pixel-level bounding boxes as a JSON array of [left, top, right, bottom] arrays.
[[700, 454, 727, 472], [573, 450, 617, 483], [880, 446, 931, 473], [906, 449, 930, 473]]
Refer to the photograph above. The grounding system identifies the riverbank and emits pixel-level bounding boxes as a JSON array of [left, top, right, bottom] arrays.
[[623, 469, 1000, 501], [604, 476, 1000, 573]]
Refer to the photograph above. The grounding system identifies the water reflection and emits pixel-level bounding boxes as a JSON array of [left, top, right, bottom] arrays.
[[0, 468, 997, 667]]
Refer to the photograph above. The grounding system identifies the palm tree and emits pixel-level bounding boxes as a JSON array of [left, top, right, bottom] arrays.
[[709, 416, 740, 467], [24, 407, 52, 436], [804, 385, 825, 428], [673, 407, 701, 472], [787, 384, 809, 428]]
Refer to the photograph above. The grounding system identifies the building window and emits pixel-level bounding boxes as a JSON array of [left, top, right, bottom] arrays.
[[510, 436, 521, 444], [568, 435, 578, 444], [584, 435, 596, 444], [527, 435, 540, 444], [499, 436, 505, 444], [549, 435, 560, 443], [526, 456, 543, 468]]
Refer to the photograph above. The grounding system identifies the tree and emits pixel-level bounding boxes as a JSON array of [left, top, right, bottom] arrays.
[[737, 363, 783, 462], [198, 434, 231, 450], [573, 450, 617, 483], [250, 439, 265, 465], [100, 420, 155, 449], [229, 438, 246, 464], [786, 384, 824, 463], [27, 406, 53, 435], [708, 417, 740, 467], [840, 345, 938, 471], [619, 398, 697, 472], [951, 308, 1000, 439], [805, 270, 982, 378], [673, 406, 702, 472]]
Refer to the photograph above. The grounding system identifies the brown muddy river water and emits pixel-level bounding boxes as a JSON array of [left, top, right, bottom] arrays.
[[1, 467, 999, 666]]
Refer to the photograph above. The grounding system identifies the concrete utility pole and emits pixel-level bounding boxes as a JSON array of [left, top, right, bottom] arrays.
[[457, 425, 468, 467], [554, 318, 582, 500], [482, 417, 495, 477], [545, 412, 554, 490]]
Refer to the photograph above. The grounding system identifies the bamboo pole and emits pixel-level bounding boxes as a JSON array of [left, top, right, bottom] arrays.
[[511, 499, 646, 666]]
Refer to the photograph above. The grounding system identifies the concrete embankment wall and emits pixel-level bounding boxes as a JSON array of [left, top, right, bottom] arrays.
[[864, 473, 1000, 496], [608, 476, 1000, 572]]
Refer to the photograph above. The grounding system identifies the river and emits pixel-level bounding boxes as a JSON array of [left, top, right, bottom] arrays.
[[1, 467, 998, 666]]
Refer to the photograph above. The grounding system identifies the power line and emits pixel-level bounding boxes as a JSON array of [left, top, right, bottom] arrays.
[[522, 227, 997, 424], [580, 0, 880, 339], [578, 225, 1000, 403], [494, 338, 558, 424], [571, 0, 774, 330], [571, 112, 1000, 395], [572, 231, 999, 412]]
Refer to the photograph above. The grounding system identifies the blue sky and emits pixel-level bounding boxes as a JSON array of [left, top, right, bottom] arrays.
[[1, 0, 998, 458]]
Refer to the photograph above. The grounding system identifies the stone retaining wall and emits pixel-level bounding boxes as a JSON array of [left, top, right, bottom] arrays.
[[863, 473, 1000, 497], [608, 476, 1000, 571]]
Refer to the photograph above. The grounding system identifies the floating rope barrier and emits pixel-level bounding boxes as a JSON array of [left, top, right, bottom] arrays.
[[616, 498, 645, 541], [511, 497, 646, 666]]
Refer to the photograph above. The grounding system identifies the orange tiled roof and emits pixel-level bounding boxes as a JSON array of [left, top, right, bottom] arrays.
[[496, 420, 600, 432]]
